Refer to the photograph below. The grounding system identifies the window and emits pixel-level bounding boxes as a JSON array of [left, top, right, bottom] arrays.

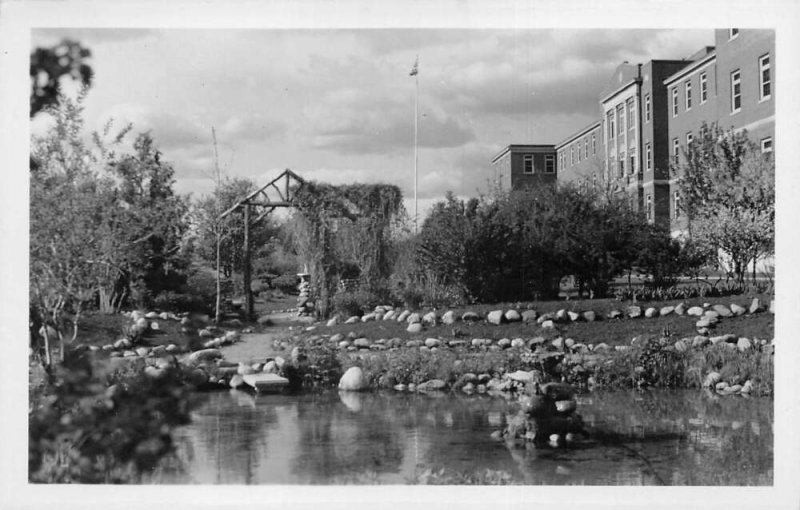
[[672, 87, 679, 117], [685, 81, 692, 110], [584, 137, 588, 158], [759, 54, 771, 100], [577, 141, 581, 162], [608, 112, 615, 139], [674, 192, 681, 219], [673, 138, 680, 165], [761, 137, 773, 153], [645, 143, 652, 171], [618, 151, 625, 179], [629, 147, 636, 174], [570, 146, 574, 165], [644, 94, 651, 123], [700, 72, 708, 103], [729, 28, 739, 39], [523, 155, 534, 174], [627, 99, 635, 129], [731, 69, 742, 112], [545, 154, 555, 173], [617, 105, 625, 135], [646, 194, 653, 221], [591, 133, 596, 155], [686, 132, 693, 146]]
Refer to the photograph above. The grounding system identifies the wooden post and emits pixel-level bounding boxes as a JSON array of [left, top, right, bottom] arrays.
[[243, 204, 253, 319]]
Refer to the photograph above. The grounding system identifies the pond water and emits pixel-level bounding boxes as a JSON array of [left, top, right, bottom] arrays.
[[149, 389, 772, 485]]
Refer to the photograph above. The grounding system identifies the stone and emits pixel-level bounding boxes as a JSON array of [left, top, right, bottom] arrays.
[[487, 310, 504, 325], [397, 310, 411, 322], [407, 323, 423, 334], [422, 311, 438, 325], [407, 313, 421, 324], [494, 337, 509, 349], [510, 338, 525, 348], [582, 310, 597, 322], [361, 313, 377, 323], [715, 381, 729, 392], [567, 311, 580, 322], [555, 309, 568, 322], [262, 360, 278, 373], [727, 303, 745, 316], [506, 370, 536, 383], [522, 310, 539, 322], [338, 340, 351, 349], [659, 306, 675, 316], [417, 379, 447, 392], [749, 298, 761, 314], [551, 337, 564, 350], [344, 316, 360, 325], [504, 309, 522, 322], [150, 321, 160, 330], [383, 310, 397, 321], [565, 338, 575, 349], [198, 328, 214, 338], [462, 311, 481, 322], [555, 400, 577, 414], [338, 367, 367, 391], [737, 337, 752, 352], [394, 384, 407, 392], [696, 319, 711, 329], [113, 338, 132, 350], [354, 338, 371, 348], [692, 336, 709, 348], [712, 304, 732, 317], [537, 312, 555, 324], [131, 310, 145, 321], [188, 348, 223, 364], [594, 343, 610, 352], [462, 382, 475, 393], [135, 347, 150, 357], [145, 311, 159, 319], [627, 306, 642, 318], [424, 338, 441, 348], [687, 306, 704, 316], [274, 356, 286, 370], [644, 307, 658, 318], [541, 320, 555, 329], [709, 335, 726, 345], [165, 343, 179, 353], [703, 372, 721, 388], [242, 373, 289, 392], [529, 336, 546, 346], [607, 309, 623, 320], [326, 316, 339, 327], [144, 366, 167, 380], [471, 338, 484, 348], [674, 303, 687, 315], [673, 340, 688, 352], [123, 350, 137, 357], [448, 340, 468, 348], [229, 374, 245, 389], [440, 310, 456, 324], [703, 310, 719, 323]]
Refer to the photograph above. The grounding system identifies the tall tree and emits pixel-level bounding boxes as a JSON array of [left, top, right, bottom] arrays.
[[30, 39, 93, 117]]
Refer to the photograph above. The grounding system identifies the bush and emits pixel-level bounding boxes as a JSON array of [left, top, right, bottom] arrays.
[[332, 288, 381, 317], [271, 273, 299, 294], [153, 291, 207, 313]]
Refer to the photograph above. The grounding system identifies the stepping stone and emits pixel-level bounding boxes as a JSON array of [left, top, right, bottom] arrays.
[[242, 373, 289, 393]]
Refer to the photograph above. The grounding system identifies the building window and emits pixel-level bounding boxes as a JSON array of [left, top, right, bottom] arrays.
[[761, 137, 773, 153], [523, 155, 534, 174], [674, 192, 681, 219], [629, 147, 636, 174], [731, 69, 742, 113], [608, 112, 615, 139], [617, 104, 625, 135], [672, 87, 679, 117], [729, 28, 739, 39], [627, 99, 635, 130], [618, 151, 625, 179], [673, 138, 680, 165], [700, 72, 708, 103], [545, 154, 555, 173], [685, 81, 692, 110], [686, 132, 693, 147], [577, 141, 581, 162], [645, 143, 652, 171], [584, 137, 588, 158], [646, 194, 653, 221], [591, 133, 596, 155], [570, 146, 574, 165], [645, 94, 651, 123], [759, 54, 771, 100]]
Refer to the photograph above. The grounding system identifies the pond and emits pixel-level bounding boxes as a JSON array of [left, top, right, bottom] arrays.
[[149, 389, 772, 485]]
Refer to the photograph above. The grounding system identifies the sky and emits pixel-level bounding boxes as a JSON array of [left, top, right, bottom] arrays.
[[31, 27, 713, 219]]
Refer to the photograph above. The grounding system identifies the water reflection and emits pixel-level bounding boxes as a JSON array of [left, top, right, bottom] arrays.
[[150, 389, 772, 485]]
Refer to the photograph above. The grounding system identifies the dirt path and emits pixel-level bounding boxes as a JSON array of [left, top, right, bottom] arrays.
[[220, 311, 313, 363]]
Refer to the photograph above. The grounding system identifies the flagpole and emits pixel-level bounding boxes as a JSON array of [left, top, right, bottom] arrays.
[[414, 69, 419, 233]]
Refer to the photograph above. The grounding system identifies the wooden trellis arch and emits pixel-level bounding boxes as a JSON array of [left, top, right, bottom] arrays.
[[220, 169, 306, 318]]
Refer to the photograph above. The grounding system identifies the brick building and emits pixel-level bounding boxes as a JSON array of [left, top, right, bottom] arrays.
[[490, 144, 557, 190], [494, 28, 775, 237]]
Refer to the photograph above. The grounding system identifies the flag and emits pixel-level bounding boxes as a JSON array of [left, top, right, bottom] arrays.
[[409, 56, 418, 76]]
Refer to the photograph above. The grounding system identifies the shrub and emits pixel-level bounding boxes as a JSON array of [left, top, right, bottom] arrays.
[[332, 288, 381, 317], [271, 273, 299, 294], [153, 291, 207, 313]]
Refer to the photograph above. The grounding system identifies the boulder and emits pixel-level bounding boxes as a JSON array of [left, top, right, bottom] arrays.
[[673, 339, 688, 352], [144, 366, 167, 380], [506, 370, 536, 383], [555, 309, 568, 322], [522, 310, 539, 322], [594, 342, 610, 352], [396, 310, 411, 322], [344, 316, 360, 325], [712, 304, 732, 317], [737, 337, 753, 352], [730, 303, 746, 316], [424, 338, 441, 348], [165, 343, 179, 353], [627, 306, 642, 318], [338, 367, 367, 391], [361, 313, 377, 323], [692, 336, 709, 348], [749, 298, 761, 314], [659, 306, 675, 317], [113, 338, 132, 350], [709, 335, 726, 345], [149, 321, 160, 331], [567, 311, 581, 322], [644, 307, 658, 318], [511, 338, 525, 348], [696, 319, 711, 329], [487, 310, 504, 325], [537, 312, 555, 324], [135, 347, 150, 357], [326, 316, 339, 327], [441, 311, 457, 324], [407, 313, 421, 324], [505, 310, 522, 322], [383, 310, 397, 321], [262, 360, 278, 374], [188, 349, 223, 365], [274, 356, 286, 370], [417, 379, 447, 392], [354, 338, 371, 349], [422, 311, 438, 325], [687, 306, 704, 316], [703, 311, 720, 323], [564, 338, 575, 349], [607, 309, 623, 320], [674, 303, 687, 315], [407, 323, 423, 334], [131, 310, 145, 321], [229, 374, 245, 389], [145, 311, 159, 319], [703, 372, 721, 388], [551, 337, 564, 350], [541, 320, 555, 329], [461, 311, 481, 322], [582, 310, 597, 322]]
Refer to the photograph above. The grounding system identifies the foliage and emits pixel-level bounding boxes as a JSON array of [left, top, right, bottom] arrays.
[[332, 288, 382, 317], [633, 224, 710, 288], [673, 124, 775, 283], [613, 280, 772, 302], [290, 181, 405, 317], [29, 351, 195, 483], [30, 39, 93, 117], [270, 273, 299, 294]]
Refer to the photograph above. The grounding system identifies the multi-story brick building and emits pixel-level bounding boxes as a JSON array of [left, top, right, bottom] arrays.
[[490, 144, 557, 190], [494, 28, 775, 237]]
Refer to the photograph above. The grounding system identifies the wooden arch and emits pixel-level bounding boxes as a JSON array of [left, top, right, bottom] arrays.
[[220, 169, 306, 318]]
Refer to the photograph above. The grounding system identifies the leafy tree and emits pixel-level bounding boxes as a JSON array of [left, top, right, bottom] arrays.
[[674, 124, 774, 283], [30, 39, 93, 117]]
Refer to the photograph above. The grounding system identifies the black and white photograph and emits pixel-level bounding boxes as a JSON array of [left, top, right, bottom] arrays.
[[1, 0, 799, 508]]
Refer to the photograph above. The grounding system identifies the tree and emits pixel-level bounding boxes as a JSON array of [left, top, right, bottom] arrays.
[[30, 39, 93, 117], [674, 124, 774, 283]]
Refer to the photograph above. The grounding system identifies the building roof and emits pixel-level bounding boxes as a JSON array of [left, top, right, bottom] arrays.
[[555, 121, 602, 150], [491, 144, 555, 163], [663, 51, 717, 85]]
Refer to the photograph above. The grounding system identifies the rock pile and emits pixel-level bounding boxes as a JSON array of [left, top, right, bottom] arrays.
[[296, 274, 315, 317], [502, 382, 583, 447]]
